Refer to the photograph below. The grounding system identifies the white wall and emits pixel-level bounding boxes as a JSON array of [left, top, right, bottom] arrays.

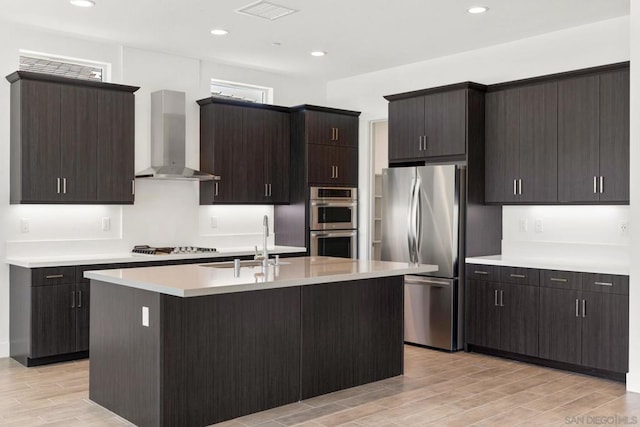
[[0, 23, 326, 356], [627, 2, 640, 392], [325, 15, 630, 275]]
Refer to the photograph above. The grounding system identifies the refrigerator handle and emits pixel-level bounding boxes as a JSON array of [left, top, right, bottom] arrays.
[[407, 177, 418, 264], [415, 177, 423, 256]]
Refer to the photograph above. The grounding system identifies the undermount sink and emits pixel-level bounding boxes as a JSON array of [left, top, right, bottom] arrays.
[[201, 260, 290, 269]]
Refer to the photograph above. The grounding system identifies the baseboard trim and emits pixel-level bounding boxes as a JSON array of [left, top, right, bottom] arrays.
[[0, 342, 9, 358], [626, 372, 640, 392], [468, 345, 626, 382]]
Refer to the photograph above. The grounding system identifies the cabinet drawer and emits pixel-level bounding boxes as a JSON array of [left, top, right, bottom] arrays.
[[498, 267, 539, 286], [466, 264, 497, 281], [540, 270, 582, 291], [582, 273, 629, 295], [32, 267, 76, 286]]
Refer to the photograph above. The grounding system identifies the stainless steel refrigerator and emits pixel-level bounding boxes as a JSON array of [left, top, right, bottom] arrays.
[[381, 164, 465, 351]]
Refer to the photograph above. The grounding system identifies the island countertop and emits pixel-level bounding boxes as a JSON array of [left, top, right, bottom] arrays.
[[84, 256, 438, 297]]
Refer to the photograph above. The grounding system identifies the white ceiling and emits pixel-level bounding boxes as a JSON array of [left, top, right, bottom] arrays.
[[0, 0, 629, 81]]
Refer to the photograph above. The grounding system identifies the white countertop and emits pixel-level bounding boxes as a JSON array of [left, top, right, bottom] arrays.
[[5, 246, 306, 268], [466, 255, 629, 276], [84, 256, 439, 297]]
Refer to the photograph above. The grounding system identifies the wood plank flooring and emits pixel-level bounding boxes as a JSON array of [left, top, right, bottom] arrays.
[[0, 346, 637, 426]]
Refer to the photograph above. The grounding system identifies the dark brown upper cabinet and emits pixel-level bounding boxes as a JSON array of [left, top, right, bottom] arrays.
[[7, 71, 138, 204], [305, 109, 358, 147], [385, 84, 484, 163], [558, 67, 629, 203], [484, 62, 629, 205], [485, 82, 558, 203], [198, 98, 290, 204]]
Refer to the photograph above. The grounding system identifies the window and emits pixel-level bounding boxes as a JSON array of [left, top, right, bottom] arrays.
[[210, 79, 273, 104], [19, 52, 108, 82]]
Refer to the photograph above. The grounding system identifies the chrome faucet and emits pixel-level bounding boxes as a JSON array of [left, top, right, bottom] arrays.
[[255, 215, 269, 264]]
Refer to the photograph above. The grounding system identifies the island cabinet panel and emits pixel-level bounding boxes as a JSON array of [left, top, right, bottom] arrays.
[[300, 276, 404, 399]]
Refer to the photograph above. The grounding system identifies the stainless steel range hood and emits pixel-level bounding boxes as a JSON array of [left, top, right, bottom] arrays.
[[135, 90, 220, 181]]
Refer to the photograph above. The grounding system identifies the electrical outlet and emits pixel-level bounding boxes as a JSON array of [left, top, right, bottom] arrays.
[[210, 216, 218, 229], [20, 219, 29, 234], [142, 306, 149, 327], [518, 218, 528, 232], [535, 218, 544, 233], [101, 217, 111, 232], [621, 222, 630, 236]]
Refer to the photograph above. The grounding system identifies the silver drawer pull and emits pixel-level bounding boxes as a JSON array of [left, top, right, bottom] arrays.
[[46, 274, 64, 279], [473, 270, 489, 275], [550, 278, 568, 283], [594, 281, 613, 287], [510, 274, 525, 278]]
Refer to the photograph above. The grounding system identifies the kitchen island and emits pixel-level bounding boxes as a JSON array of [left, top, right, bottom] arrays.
[[84, 256, 437, 427]]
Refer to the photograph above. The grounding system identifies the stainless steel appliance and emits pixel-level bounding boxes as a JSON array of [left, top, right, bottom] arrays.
[[132, 245, 217, 255], [309, 187, 357, 230], [309, 186, 358, 258], [381, 165, 465, 351]]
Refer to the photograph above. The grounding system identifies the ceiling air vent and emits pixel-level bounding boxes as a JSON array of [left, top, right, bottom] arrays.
[[235, 1, 298, 21]]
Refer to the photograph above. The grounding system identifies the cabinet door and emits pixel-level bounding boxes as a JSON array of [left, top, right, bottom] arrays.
[[388, 97, 424, 162], [305, 110, 334, 145], [499, 283, 538, 356], [31, 284, 76, 358], [266, 111, 290, 203], [558, 75, 600, 202], [538, 287, 581, 365], [466, 280, 501, 349], [332, 113, 358, 147], [18, 80, 62, 203], [581, 291, 628, 373], [60, 85, 98, 202], [518, 82, 558, 203], [423, 90, 466, 158], [97, 89, 135, 203], [200, 104, 242, 204], [243, 108, 269, 202], [334, 147, 358, 186], [75, 282, 90, 352], [307, 144, 336, 186], [485, 89, 519, 203], [599, 69, 629, 203]]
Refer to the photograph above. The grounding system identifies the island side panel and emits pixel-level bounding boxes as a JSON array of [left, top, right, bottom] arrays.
[[300, 276, 404, 399], [89, 280, 161, 427], [178, 287, 302, 426]]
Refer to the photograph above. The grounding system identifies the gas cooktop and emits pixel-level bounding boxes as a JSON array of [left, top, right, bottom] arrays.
[[132, 245, 217, 255]]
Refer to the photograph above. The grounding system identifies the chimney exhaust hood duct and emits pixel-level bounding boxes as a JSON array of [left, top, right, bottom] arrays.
[[135, 90, 220, 181]]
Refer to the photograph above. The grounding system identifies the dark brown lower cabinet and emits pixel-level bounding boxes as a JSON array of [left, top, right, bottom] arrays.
[[466, 279, 538, 356], [468, 264, 629, 380], [31, 283, 77, 358], [89, 275, 404, 427]]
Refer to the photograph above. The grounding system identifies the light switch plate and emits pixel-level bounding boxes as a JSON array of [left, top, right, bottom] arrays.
[[210, 216, 218, 229], [518, 218, 528, 232], [102, 217, 111, 232], [20, 219, 29, 234], [142, 306, 149, 327], [535, 218, 544, 233]]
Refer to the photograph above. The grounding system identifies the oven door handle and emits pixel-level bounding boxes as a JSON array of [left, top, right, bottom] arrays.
[[311, 231, 357, 238]]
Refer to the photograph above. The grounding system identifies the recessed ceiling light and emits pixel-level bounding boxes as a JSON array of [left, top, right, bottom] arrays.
[[70, 0, 95, 7], [310, 51, 326, 57], [467, 6, 488, 14], [210, 29, 229, 36]]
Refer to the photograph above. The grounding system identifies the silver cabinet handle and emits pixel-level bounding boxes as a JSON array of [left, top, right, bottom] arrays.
[[582, 299, 586, 318], [594, 281, 613, 287], [418, 136, 423, 151], [57, 177, 61, 194], [575, 299, 579, 317], [513, 179, 517, 195], [599, 176, 604, 194], [264, 183, 268, 197], [550, 277, 568, 283], [214, 182, 219, 196], [63, 178, 67, 194], [268, 184, 272, 197], [423, 136, 427, 151], [77, 290, 82, 308], [132, 179, 135, 195], [593, 176, 598, 194], [474, 270, 489, 275], [335, 127, 339, 141], [46, 274, 64, 279], [518, 179, 522, 195], [71, 291, 76, 308], [494, 289, 499, 306], [500, 290, 504, 307], [335, 166, 338, 179], [510, 274, 526, 278]]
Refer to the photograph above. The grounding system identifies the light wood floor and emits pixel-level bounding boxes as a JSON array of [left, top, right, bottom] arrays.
[[1, 346, 638, 426]]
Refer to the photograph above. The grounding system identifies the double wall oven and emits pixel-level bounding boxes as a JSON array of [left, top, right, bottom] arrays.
[[309, 187, 358, 259]]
